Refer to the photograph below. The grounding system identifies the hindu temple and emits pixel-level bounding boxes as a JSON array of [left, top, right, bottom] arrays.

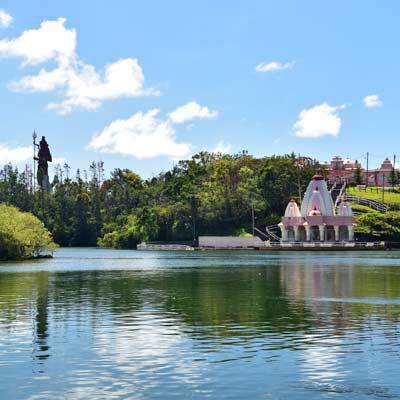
[[278, 173, 355, 242]]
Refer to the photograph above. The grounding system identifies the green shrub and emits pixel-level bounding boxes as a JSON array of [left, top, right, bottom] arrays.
[[349, 203, 375, 213], [0, 203, 57, 260], [355, 210, 400, 239]]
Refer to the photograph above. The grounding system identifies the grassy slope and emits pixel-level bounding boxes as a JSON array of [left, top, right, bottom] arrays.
[[346, 187, 400, 209], [350, 203, 376, 213]]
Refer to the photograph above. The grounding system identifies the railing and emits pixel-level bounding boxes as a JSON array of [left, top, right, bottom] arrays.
[[334, 182, 347, 209], [251, 226, 271, 241], [329, 181, 337, 194], [352, 211, 364, 216], [342, 194, 389, 213], [265, 224, 281, 242], [263, 241, 384, 248]]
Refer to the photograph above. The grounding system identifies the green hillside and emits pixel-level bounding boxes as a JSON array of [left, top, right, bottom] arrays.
[[346, 187, 400, 210]]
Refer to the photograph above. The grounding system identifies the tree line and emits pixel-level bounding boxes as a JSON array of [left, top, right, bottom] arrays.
[[0, 152, 322, 248]]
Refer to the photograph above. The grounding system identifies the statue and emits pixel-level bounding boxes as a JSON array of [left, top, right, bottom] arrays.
[[34, 135, 52, 192]]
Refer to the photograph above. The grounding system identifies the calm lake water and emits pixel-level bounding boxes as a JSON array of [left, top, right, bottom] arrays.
[[1, 248, 400, 399]]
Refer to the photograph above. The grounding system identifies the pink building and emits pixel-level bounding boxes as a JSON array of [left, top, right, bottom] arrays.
[[326, 156, 361, 185], [365, 158, 394, 186], [278, 174, 355, 242], [326, 156, 397, 186]]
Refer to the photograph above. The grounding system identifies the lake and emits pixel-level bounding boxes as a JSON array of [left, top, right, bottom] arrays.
[[1, 248, 400, 399]]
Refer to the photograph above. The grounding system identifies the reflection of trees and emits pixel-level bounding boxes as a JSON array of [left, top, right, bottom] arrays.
[[147, 267, 314, 337], [0, 268, 314, 342], [1, 261, 400, 356], [0, 272, 51, 370]]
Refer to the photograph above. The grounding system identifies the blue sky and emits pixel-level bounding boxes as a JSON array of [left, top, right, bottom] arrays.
[[0, 0, 398, 178]]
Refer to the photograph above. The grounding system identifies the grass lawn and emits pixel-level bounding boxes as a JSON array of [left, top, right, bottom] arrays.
[[349, 203, 377, 213], [346, 187, 400, 209]]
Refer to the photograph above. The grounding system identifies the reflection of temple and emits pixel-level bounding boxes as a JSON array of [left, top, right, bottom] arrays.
[[278, 173, 355, 242]]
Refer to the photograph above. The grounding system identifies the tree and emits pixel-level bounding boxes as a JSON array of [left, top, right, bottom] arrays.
[[388, 168, 398, 187], [353, 168, 363, 185], [356, 211, 390, 236], [0, 203, 56, 260]]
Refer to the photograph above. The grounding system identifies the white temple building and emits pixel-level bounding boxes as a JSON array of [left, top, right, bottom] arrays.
[[278, 173, 355, 242]]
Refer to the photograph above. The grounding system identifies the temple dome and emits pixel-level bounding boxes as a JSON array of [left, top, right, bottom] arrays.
[[338, 197, 353, 217], [300, 177, 335, 217], [284, 199, 301, 218], [312, 173, 324, 181]]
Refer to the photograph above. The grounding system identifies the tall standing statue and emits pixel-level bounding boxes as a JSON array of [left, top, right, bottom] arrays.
[[34, 136, 52, 192]]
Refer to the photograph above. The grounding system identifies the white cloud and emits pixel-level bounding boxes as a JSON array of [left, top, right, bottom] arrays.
[[0, 10, 13, 28], [0, 18, 75, 65], [89, 109, 191, 159], [213, 140, 232, 154], [363, 94, 383, 108], [0, 144, 31, 164], [293, 103, 346, 138], [44, 58, 158, 115], [168, 101, 217, 124], [255, 60, 295, 72], [89, 102, 217, 160], [52, 157, 65, 165], [0, 18, 158, 114]]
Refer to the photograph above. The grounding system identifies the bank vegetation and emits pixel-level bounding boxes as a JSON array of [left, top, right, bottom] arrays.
[[0, 203, 57, 260], [1, 151, 398, 249]]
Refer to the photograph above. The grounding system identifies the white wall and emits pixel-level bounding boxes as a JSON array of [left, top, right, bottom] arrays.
[[198, 236, 264, 248]]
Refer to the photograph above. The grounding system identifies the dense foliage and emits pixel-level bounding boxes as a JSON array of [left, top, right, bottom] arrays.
[[355, 211, 400, 240], [0, 203, 56, 260], [0, 152, 322, 248]]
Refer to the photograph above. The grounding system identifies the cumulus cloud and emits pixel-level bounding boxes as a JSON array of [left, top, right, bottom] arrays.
[[293, 103, 346, 138], [213, 140, 232, 154], [255, 60, 295, 72], [0, 10, 13, 28], [363, 94, 383, 108], [0, 18, 75, 65], [0, 18, 157, 114], [0, 144, 31, 164], [168, 101, 217, 124], [89, 102, 217, 160]]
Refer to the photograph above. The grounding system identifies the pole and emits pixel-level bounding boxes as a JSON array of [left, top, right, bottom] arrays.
[[366, 152, 369, 188], [394, 154, 397, 188], [382, 174, 385, 204], [32, 130, 37, 192], [251, 200, 255, 235], [297, 154, 302, 202]]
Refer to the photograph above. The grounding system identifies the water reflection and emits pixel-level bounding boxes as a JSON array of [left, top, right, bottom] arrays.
[[0, 249, 400, 399], [33, 272, 50, 366]]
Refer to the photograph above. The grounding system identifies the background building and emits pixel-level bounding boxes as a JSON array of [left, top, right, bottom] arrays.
[[326, 156, 397, 186]]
